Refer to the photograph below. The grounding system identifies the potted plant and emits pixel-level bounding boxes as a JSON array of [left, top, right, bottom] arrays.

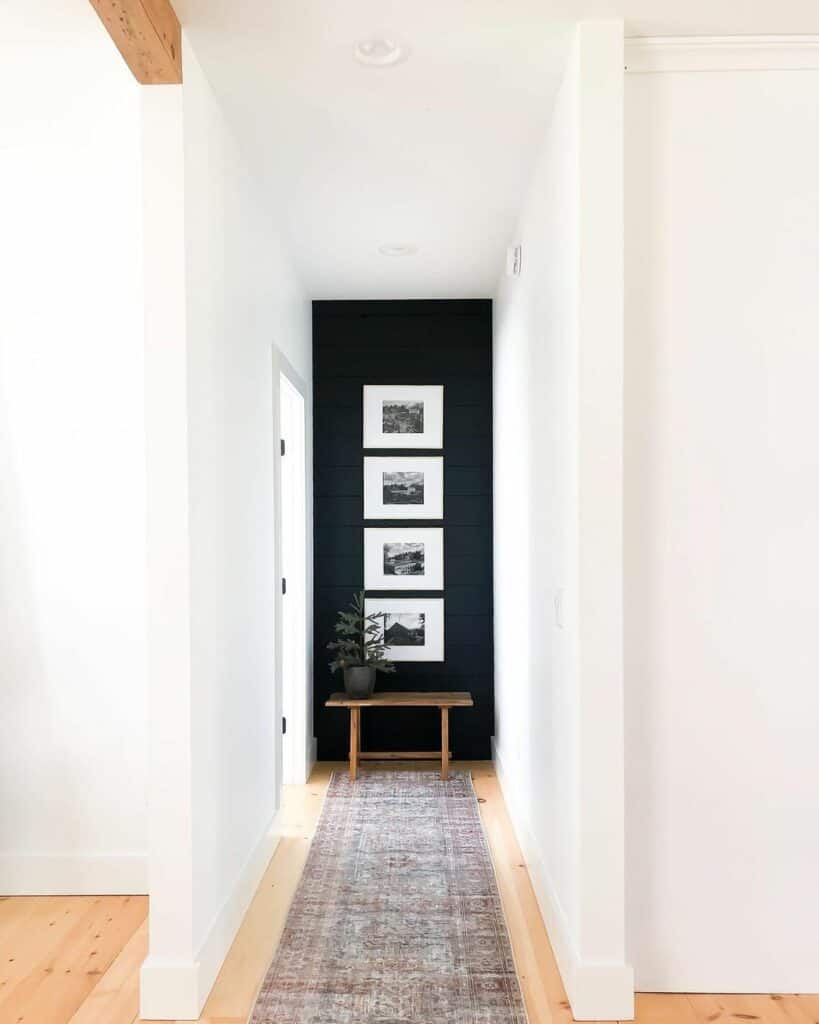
[[327, 591, 395, 698]]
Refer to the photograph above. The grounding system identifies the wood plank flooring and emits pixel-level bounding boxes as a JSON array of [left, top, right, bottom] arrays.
[[0, 894, 147, 1024], [1, 762, 816, 1024]]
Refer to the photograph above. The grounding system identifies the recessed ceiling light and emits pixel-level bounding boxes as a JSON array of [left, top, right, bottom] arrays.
[[354, 37, 408, 67], [378, 243, 418, 257]]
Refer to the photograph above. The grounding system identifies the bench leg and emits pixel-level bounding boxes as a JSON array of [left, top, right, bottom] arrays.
[[441, 707, 449, 781], [349, 707, 360, 781]]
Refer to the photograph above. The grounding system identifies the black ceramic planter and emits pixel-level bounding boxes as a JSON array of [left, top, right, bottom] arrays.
[[343, 666, 376, 699]]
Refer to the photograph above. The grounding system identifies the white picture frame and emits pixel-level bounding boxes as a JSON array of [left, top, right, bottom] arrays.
[[365, 597, 445, 662], [363, 385, 444, 449], [364, 528, 444, 591], [363, 456, 443, 520]]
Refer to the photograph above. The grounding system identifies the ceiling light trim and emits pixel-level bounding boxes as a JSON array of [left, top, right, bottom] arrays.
[[354, 36, 409, 68]]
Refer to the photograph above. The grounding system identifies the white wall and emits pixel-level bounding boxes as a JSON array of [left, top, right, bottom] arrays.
[[625, 52, 819, 992], [493, 13, 580, 973], [184, 30, 312, 975], [493, 21, 632, 1021], [0, 1, 148, 895], [140, 35, 312, 1020]]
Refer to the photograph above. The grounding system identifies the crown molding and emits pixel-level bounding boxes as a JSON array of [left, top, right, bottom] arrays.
[[625, 36, 819, 73]]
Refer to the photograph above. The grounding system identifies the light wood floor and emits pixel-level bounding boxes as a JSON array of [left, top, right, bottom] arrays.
[[1, 762, 816, 1024]]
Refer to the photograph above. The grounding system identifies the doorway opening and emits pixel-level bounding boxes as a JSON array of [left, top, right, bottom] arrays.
[[279, 368, 309, 784]]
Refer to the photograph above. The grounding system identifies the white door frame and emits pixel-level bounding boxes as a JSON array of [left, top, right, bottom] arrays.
[[272, 347, 314, 788]]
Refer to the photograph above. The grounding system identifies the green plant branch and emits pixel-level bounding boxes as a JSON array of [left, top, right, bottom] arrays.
[[327, 590, 396, 674]]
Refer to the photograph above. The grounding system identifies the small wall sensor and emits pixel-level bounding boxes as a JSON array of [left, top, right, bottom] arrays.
[[506, 244, 522, 277]]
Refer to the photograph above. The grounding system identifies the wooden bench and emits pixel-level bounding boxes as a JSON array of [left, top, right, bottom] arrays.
[[325, 691, 474, 781]]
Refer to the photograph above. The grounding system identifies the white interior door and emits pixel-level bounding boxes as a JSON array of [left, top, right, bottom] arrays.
[[280, 372, 308, 784]]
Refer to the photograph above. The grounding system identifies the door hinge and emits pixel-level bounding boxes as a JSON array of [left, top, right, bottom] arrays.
[[282, 716, 287, 735], [282, 577, 287, 595], [280, 438, 286, 456]]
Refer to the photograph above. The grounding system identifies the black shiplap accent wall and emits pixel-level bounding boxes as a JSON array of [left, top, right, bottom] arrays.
[[313, 299, 493, 760]]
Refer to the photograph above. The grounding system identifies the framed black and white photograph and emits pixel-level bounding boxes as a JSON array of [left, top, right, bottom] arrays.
[[364, 528, 444, 591], [363, 456, 444, 519], [363, 385, 444, 449], [365, 598, 445, 662]]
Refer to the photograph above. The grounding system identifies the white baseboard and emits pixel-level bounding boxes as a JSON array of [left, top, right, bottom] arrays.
[[140, 810, 282, 1020], [0, 853, 148, 895], [306, 736, 317, 780], [195, 810, 282, 1002], [491, 739, 634, 1021], [139, 958, 199, 1020]]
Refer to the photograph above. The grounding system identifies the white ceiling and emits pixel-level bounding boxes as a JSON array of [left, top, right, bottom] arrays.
[[178, 0, 819, 300]]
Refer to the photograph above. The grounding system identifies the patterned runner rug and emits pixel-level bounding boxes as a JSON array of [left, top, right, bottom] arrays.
[[250, 769, 527, 1024]]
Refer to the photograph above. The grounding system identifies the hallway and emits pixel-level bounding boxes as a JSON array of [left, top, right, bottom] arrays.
[[2, 764, 817, 1024], [2, 5, 819, 1017], [1, 764, 561, 1024]]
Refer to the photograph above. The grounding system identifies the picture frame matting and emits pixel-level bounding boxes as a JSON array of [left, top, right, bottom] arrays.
[[363, 384, 444, 449], [363, 456, 444, 520], [364, 527, 444, 590], [365, 597, 445, 662]]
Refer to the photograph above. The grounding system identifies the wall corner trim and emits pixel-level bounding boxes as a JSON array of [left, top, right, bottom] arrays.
[[140, 810, 282, 1020], [625, 35, 819, 73], [491, 740, 635, 1021]]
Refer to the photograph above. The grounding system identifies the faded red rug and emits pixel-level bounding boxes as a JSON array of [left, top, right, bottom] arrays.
[[250, 770, 527, 1024]]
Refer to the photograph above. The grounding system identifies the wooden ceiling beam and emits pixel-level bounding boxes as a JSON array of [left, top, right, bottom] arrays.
[[88, 0, 182, 84]]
